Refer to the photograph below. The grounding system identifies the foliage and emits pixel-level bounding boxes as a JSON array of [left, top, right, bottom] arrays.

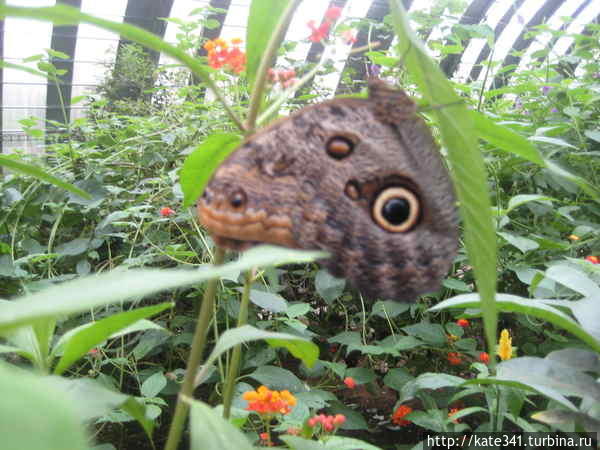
[[0, 1, 599, 449]]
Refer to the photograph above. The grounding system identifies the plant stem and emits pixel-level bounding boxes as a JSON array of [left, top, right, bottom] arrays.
[[222, 269, 254, 419], [164, 246, 226, 450], [245, 0, 302, 133]]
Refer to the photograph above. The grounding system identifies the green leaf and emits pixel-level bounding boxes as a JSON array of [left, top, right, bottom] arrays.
[[400, 372, 465, 403], [505, 194, 554, 214], [402, 322, 447, 345], [532, 409, 600, 432], [315, 269, 346, 304], [249, 365, 306, 392], [370, 300, 411, 318], [471, 111, 544, 165], [584, 130, 600, 143], [498, 232, 539, 253], [0, 60, 50, 79], [497, 357, 600, 402], [462, 377, 577, 411], [546, 348, 600, 373], [249, 289, 288, 313], [46, 48, 69, 59], [195, 325, 318, 384], [53, 302, 173, 375], [0, 155, 91, 199], [383, 368, 415, 391], [0, 245, 327, 334], [246, 0, 292, 90], [141, 371, 167, 398], [188, 399, 254, 450], [544, 265, 600, 297], [0, 364, 90, 450], [528, 135, 577, 149], [404, 409, 445, 432], [345, 367, 376, 384], [545, 160, 600, 201], [388, 0, 497, 355], [180, 133, 242, 207], [280, 435, 327, 450], [430, 293, 600, 353], [43, 376, 153, 437]]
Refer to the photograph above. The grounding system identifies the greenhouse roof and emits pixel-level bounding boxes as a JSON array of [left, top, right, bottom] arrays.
[[2, 0, 599, 153]]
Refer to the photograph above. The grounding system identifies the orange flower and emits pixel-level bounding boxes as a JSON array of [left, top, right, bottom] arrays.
[[343, 376, 356, 389], [325, 6, 343, 21], [447, 352, 462, 366], [478, 352, 490, 364], [392, 405, 413, 426], [456, 319, 469, 328], [259, 432, 272, 446], [242, 386, 297, 416], [204, 37, 246, 73], [585, 255, 599, 264], [160, 207, 175, 217], [448, 407, 462, 424]]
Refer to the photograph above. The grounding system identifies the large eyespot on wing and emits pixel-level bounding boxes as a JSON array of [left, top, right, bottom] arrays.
[[371, 186, 420, 233]]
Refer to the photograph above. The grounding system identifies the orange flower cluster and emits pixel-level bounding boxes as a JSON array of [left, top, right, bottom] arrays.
[[478, 351, 490, 364], [447, 352, 462, 366], [203, 37, 246, 73], [392, 404, 413, 426], [343, 376, 356, 389], [307, 413, 346, 432], [242, 385, 297, 415], [448, 407, 462, 424], [456, 319, 469, 328], [586, 255, 599, 264]]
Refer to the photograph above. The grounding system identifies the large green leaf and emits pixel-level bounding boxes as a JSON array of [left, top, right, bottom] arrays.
[[246, 0, 292, 90], [0, 363, 90, 450], [188, 399, 254, 450], [470, 110, 544, 165], [430, 293, 600, 352], [497, 357, 600, 402], [179, 133, 241, 207], [0, 155, 91, 199], [462, 377, 577, 411], [388, 0, 497, 353], [44, 377, 154, 438], [53, 303, 173, 375], [0, 246, 327, 334], [195, 325, 318, 385]]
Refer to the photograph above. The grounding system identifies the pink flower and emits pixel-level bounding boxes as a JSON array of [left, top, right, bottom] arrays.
[[341, 29, 357, 45]]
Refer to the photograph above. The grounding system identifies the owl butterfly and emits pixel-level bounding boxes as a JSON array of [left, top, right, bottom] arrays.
[[198, 79, 458, 302]]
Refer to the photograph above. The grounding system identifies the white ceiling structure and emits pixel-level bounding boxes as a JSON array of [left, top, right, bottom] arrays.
[[2, 0, 598, 153]]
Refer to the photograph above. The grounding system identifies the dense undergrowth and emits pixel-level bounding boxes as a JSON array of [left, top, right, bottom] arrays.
[[0, 1, 599, 449]]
